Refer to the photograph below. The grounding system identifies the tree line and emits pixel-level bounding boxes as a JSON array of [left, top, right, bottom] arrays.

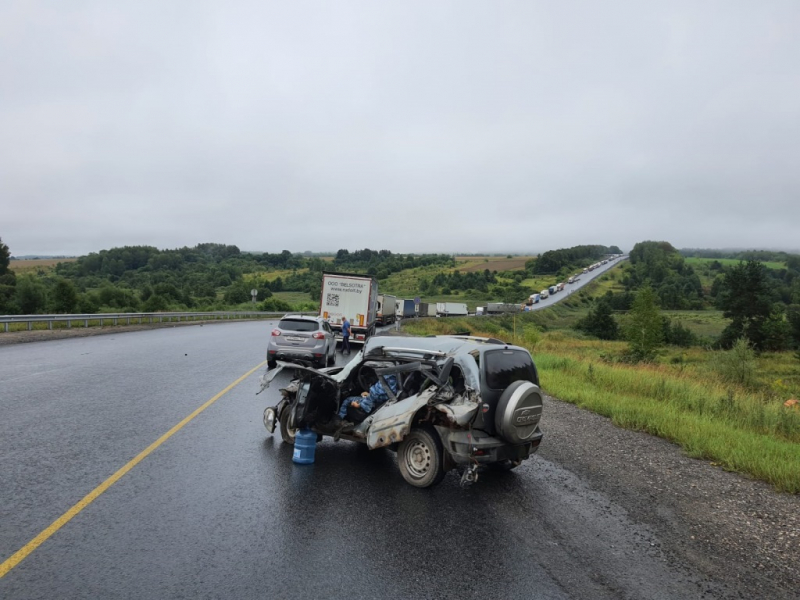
[[528, 244, 622, 276], [0, 238, 455, 315], [576, 240, 800, 355]]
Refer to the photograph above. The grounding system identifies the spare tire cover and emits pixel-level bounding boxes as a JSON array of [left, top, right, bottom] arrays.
[[494, 380, 543, 444]]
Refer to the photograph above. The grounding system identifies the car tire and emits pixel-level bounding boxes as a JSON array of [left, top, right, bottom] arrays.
[[397, 427, 446, 488], [267, 359, 277, 370], [279, 407, 297, 446]]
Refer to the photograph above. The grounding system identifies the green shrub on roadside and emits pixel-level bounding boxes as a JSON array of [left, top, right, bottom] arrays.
[[712, 337, 757, 386]]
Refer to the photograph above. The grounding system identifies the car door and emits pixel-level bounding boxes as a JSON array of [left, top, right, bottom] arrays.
[[322, 321, 336, 359]]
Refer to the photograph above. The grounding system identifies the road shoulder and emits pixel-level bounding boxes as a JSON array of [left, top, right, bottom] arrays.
[[539, 394, 799, 599]]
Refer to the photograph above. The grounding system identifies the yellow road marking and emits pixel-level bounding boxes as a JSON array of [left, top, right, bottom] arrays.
[[0, 360, 268, 578]]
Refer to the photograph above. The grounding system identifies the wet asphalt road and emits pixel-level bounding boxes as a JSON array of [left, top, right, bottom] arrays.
[[0, 319, 711, 599]]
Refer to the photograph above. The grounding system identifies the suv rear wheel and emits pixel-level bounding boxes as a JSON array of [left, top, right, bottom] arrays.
[[397, 427, 446, 488]]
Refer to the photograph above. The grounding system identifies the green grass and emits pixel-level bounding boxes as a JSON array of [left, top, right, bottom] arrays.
[[380, 264, 452, 297], [684, 257, 785, 270], [273, 291, 313, 305], [537, 353, 800, 493], [402, 316, 800, 493], [662, 310, 728, 340]]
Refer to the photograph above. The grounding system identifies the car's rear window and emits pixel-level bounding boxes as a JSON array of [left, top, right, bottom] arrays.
[[484, 349, 537, 390], [279, 319, 319, 332]]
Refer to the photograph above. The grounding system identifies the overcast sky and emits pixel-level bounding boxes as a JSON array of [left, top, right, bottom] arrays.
[[2, 1, 799, 257]]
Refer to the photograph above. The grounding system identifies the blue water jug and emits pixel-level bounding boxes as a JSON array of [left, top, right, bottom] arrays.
[[293, 428, 317, 464]]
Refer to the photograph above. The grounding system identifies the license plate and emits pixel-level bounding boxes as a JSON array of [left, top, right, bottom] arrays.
[[286, 336, 304, 342]]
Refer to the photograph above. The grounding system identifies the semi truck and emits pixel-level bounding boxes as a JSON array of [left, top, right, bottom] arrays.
[[436, 302, 468, 317], [319, 271, 378, 343], [395, 298, 416, 319], [376, 294, 396, 326]]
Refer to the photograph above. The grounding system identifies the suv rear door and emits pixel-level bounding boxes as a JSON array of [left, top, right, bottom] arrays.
[[478, 348, 539, 435], [276, 318, 320, 349]]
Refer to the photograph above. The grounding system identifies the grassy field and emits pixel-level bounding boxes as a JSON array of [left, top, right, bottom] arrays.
[[273, 291, 313, 305], [662, 310, 728, 340], [380, 264, 462, 297], [454, 255, 534, 273], [248, 269, 309, 282], [684, 257, 785, 270], [402, 316, 800, 493], [10, 258, 76, 274]]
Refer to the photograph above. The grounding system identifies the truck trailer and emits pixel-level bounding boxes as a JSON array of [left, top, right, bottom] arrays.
[[436, 302, 468, 317], [418, 302, 437, 317], [376, 294, 396, 326], [486, 302, 520, 314], [395, 298, 416, 319], [319, 271, 378, 343]]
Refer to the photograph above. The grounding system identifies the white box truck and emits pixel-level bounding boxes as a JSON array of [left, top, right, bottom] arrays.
[[418, 302, 437, 317], [377, 294, 396, 326], [436, 302, 468, 317], [319, 272, 378, 343]]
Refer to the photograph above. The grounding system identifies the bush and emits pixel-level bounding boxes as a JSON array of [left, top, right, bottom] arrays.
[[143, 294, 170, 312], [662, 318, 697, 347], [623, 285, 663, 361], [259, 297, 293, 312], [78, 292, 100, 313], [15, 275, 47, 314], [574, 299, 619, 340], [50, 279, 79, 313], [712, 337, 756, 386]]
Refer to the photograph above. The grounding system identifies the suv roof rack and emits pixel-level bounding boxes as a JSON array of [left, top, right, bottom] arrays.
[[450, 335, 507, 345], [367, 346, 448, 358]]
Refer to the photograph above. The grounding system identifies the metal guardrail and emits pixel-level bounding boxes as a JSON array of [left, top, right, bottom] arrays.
[[0, 311, 312, 333]]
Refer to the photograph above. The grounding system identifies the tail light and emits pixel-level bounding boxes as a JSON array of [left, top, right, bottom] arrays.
[[271, 329, 281, 336], [312, 332, 325, 339]]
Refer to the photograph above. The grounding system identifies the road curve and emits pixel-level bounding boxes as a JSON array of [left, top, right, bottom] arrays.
[[526, 256, 627, 312]]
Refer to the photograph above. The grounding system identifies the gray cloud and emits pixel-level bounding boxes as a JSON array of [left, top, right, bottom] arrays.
[[2, 1, 799, 256]]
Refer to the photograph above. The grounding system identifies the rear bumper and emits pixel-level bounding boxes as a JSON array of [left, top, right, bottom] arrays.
[[436, 427, 543, 466], [332, 328, 372, 343], [267, 349, 324, 364]]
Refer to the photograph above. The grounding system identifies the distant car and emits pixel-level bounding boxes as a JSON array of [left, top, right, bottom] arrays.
[[266, 315, 337, 369], [260, 335, 544, 488]]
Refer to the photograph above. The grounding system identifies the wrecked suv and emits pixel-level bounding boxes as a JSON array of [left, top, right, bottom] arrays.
[[259, 335, 544, 488]]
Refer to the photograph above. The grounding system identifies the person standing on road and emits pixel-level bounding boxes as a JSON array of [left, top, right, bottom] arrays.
[[341, 316, 351, 355]]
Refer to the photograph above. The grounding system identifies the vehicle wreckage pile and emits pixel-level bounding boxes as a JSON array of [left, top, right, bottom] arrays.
[[259, 335, 544, 488]]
